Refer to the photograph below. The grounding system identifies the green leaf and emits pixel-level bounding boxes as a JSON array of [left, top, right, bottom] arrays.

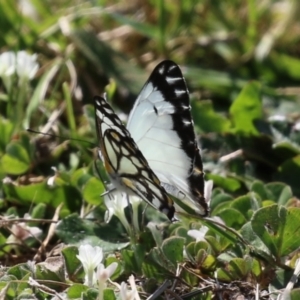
[[161, 236, 185, 268], [7, 263, 31, 280], [275, 156, 300, 196], [82, 177, 105, 205], [194, 240, 210, 254], [251, 205, 300, 258], [181, 268, 200, 286], [0, 118, 14, 153], [67, 284, 89, 298], [107, 13, 159, 39], [56, 214, 129, 251], [240, 222, 272, 261], [265, 182, 293, 205], [24, 58, 63, 128], [217, 257, 251, 281], [82, 288, 99, 300], [269, 268, 300, 294], [229, 81, 262, 134], [273, 140, 300, 156], [30, 203, 46, 220], [210, 192, 234, 213], [172, 226, 188, 239], [271, 52, 300, 80], [62, 246, 83, 282], [3, 181, 81, 211], [207, 174, 241, 193], [251, 181, 270, 201], [217, 208, 247, 229], [0, 279, 17, 298], [121, 249, 140, 274], [201, 218, 240, 246], [142, 247, 171, 279], [103, 289, 117, 300], [1, 142, 30, 174], [71, 168, 95, 188], [205, 235, 230, 254], [185, 66, 247, 95], [291, 289, 300, 300], [192, 100, 230, 133], [201, 254, 217, 271], [230, 194, 262, 219], [251, 258, 262, 278], [142, 259, 165, 281], [196, 248, 207, 265], [251, 181, 293, 206], [185, 241, 196, 261]]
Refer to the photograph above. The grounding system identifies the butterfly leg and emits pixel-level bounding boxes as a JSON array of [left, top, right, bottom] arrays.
[[141, 204, 149, 228], [126, 193, 134, 231]]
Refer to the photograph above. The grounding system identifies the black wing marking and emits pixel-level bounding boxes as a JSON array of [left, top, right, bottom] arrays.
[[94, 95, 175, 220], [127, 60, 208, 216]]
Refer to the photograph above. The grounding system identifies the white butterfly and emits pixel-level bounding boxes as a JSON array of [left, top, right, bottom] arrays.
[[95, 60, 210, 219]]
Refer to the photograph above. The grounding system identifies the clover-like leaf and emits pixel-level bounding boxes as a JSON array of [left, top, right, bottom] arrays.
[[251, 205, 300, 258], [161, 236, 185, 268]]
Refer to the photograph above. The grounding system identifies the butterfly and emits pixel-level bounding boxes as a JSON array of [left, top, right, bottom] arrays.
[[94, 60, 209, 219]]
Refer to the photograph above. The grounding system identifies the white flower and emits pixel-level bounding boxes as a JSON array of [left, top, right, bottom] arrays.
[[118, 275, 140, 300], [130, 196, 142, 232], [105, 193, 128, 222], [204, 180, 213, 206], [128, 275, 140, 300], [293, 122, 300, 132], [47, 167, 58, 187], [97, 262, 118, 283], [119, 282, 134, 300], [0, 51, 39, 92], [16, 51, 39, 80], [76, 244, 103, 287], [105, 193, 132, 234], [97, 262, 118, 300], [119, 281, 133, 300], [268, 115, 286, 123], [188, 226, 209, 242], [0, 51, 38, 80], [19, 0, 38, 19], [0, 52, 16, 77]]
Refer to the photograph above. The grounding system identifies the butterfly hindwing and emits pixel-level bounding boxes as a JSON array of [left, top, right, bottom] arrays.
[[94, 95, 175, 220], [127, 60, 208, 216]]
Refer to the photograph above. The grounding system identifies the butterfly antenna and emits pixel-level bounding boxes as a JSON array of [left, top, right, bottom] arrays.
[[94, 159, 112, 194], [27, 128, 96, 147]]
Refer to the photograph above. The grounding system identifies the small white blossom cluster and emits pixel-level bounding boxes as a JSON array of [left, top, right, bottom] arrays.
[[104, 193, 142, 236], [76, 244, 140, 300], [0, 51, 39, 91]]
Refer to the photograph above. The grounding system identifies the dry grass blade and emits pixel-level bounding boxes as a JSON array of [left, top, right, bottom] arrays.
[[34, 203, 63, 261]]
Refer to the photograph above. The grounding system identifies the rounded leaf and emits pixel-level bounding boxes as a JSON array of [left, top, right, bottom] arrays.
[[161, 236, 185, 267], [2, 142, 30, 174]]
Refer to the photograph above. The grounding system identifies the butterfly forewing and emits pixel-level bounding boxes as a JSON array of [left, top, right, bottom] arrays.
[[94, 95, 175, 220], [127, 60, 208, 216]]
